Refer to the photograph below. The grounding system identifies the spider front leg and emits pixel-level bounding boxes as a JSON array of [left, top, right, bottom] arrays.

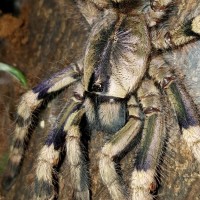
[[35, 91, 87, 200], [144, 0, 172, 27], [99, 96, 143, 200], [75, 0, 102, 25], [151, 14, 200, 49], [2, 62, 82, 190], [149, 56, 200, 162], [131, 79, 165, 200]]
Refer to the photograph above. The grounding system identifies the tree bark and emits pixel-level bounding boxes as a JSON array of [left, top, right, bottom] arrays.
[[0, 0, 200, 199]]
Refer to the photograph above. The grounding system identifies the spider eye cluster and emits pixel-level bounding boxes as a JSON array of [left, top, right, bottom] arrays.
[[91, 82, 103, 92]]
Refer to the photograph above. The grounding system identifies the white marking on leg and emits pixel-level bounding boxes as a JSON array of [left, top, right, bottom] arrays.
[[99, 144, 127, 200], [14, 125, 29, 140], [67, 125, 89, 199], [47, 76, 77, 93], [192, 15, 200, 35], [9, 154, 22, 165], [99, 153, 128, 200], [131, 169, 155, 200], [36, 145, 59, 182], [18, 91, 41, 120], [182, 126, 200, 162]]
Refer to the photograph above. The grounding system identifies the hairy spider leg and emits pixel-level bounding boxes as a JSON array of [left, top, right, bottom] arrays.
[[35, 96, 84, 200], [66, 108, 90, 200], [144, 0, 173, 27], [78, 0, 172, 28], [131, 79, 165, 200], [2, 62, 82, 190], [76, 0, 102, 25], [167, 82, 200, 162], [150, 56, 200, 163], [99, 96, 143, 200], [151, 14, 200, 49]]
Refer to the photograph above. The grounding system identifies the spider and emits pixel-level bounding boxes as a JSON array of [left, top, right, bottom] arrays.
[[2, 0, 200, 199]]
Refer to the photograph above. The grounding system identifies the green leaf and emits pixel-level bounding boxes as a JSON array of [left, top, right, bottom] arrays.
[[0, 62, 27, 87]]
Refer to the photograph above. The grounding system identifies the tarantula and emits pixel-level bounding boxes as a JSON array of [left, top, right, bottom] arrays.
[[2, 0, 200, 199]]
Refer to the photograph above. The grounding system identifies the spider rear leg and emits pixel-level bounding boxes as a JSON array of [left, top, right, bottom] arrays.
[[99, 96, 143, 200], [131, 79, 165, 200], [150, 56, 200, 162], [2, 62, 82, 190], [35, 95, 84, 199]]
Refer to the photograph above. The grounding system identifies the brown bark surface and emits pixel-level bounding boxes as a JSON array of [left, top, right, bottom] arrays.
[[0, 0, 200, 199]]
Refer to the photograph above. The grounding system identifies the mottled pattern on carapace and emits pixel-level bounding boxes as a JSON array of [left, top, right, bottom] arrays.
[[84, 11, 151, 98]]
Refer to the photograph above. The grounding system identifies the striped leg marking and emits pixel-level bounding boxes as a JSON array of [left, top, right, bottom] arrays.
[[166, 82, 200, 162], [2, 63, 82, 190], [150, 56, 200, 162], [99, 96, 143, 200], [2, 91, 42, 190], [131, 79, 165, 200], [35, 97, 83, 199], [66, 109, 90, 200]]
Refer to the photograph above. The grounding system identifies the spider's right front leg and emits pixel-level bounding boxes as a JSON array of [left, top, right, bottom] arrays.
[[144, 0, 172, 27], [151, 13, 200, 49], [131, 79, 165, 200], [2, 62, 82, 190], [149, 56, 200, 163]]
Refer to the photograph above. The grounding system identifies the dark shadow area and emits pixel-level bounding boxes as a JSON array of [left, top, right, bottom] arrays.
[[0, 0, 21, 15]]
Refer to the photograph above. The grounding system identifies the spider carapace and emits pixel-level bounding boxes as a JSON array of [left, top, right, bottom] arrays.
[[84, 9, 150, 135], [2, 0, 200, 200]]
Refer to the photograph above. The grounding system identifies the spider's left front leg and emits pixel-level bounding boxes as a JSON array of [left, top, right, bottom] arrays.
[[99, 96, 143, 200], [2, 62, 83, 191], [149, 56, 200, 163], [35, 87, 90, 200]]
